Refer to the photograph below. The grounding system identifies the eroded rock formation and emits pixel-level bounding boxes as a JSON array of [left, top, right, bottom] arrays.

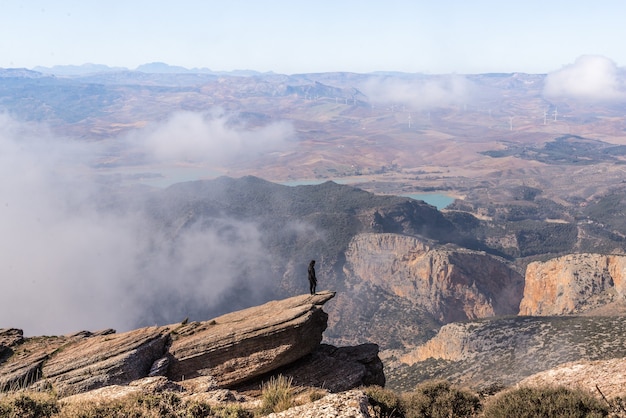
[[0, 291, 384, 397], [520, 253, 626, 315], [344, 233, 525, 323]]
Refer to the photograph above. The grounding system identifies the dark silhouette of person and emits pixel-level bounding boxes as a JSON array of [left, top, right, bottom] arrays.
[[308, 260, 317, 295]]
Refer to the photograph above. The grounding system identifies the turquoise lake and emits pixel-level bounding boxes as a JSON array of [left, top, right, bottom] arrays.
[[400, 193, 456, 210]]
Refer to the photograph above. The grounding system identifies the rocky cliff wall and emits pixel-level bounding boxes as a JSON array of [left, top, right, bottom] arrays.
[[343, 233, 524, 323], [520, 253, 626, 315]]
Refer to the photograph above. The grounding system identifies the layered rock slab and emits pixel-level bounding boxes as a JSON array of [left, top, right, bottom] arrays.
[[167, 291, 334, 386], [1, 291, 372, 397], [42, 327, 169, 396]]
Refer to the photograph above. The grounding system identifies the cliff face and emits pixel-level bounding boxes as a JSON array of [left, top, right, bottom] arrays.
[[0, 291, 384, 397], [519, 253, 626, 315], [343, 233, 524, 323]]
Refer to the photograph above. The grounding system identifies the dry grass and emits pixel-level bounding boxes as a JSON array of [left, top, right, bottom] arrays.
[[0, 390, 253, 418], [259, 374, 296, 415]]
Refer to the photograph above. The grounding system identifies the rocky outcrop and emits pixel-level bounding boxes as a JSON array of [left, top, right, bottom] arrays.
[[520, 253, 626, 315], [396, 315, 626, 389], [0, 330, 77, 392], [43, 327, 170, 396], [400, 322, 476, 364], [166, 292, 333, 385], [344, 233, 524, 323], [1, 291, 382, 397]]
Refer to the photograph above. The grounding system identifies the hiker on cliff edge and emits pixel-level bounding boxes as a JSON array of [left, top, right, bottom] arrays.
[[308, 260, 317, 295]]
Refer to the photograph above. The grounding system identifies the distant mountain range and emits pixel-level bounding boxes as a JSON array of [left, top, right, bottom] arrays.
[[30, 62, 269, 76]]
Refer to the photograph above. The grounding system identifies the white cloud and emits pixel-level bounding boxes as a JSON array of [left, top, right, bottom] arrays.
[[543, 55, 626, 102], [132, 109, 295, 164], [0, 114, 276, 336], [360, 74, 473, 109]]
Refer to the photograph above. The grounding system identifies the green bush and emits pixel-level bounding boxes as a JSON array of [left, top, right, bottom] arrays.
[[259, 375, 295, 415], [482, 386, 608, 418], [365, 385, 403, 418], [402, 380, 481, 418]]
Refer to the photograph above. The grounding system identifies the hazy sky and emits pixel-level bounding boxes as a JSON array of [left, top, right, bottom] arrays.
[[2, 0, 626, 74]]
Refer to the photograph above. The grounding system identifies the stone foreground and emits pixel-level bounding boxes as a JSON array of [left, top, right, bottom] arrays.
[[0, 291, 384, 396]]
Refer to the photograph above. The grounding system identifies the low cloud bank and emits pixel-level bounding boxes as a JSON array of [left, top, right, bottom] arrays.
[[0, 112, 289, 336], [543, 55, 626, 102], [360, 74, 473, 110], [131, 109, 295, 164]]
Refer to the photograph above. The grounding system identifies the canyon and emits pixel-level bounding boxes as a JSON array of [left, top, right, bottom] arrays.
[[3, 66, 626, 408]]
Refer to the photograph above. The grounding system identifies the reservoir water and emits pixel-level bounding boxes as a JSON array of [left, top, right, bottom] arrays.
[[400, 193, 455, 210]]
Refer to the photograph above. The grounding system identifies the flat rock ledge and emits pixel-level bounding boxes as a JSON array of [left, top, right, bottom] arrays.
[[0, 291, 384, 397]]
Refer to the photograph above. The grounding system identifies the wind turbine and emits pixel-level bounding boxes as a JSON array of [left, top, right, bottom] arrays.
[[509, 116, 514, 131], [553, 107, 558, 122], [408, 113, 412, 129]]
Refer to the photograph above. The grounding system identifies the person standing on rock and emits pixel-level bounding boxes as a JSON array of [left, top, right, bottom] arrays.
[[308, 260, 317, 295]]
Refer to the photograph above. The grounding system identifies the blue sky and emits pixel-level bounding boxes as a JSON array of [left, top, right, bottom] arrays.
[[2, 0, 626, 74]]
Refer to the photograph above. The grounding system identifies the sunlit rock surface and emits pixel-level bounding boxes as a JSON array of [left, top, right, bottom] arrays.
[[520, 253, 626, 315], [344, 233, 524, 322], [0, 291, 383, 397]]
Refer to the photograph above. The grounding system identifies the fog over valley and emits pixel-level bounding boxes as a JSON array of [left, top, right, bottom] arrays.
[[0, 113, 290, 335]]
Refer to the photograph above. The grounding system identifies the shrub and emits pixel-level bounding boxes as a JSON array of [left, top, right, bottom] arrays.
[[365, 385, 403, 418], [259, 375, 295, 415], [482, 386, 608, 418], [402, 380, 481, 418], [56, 392, 216, 418], [0, 392, 59, 418]]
